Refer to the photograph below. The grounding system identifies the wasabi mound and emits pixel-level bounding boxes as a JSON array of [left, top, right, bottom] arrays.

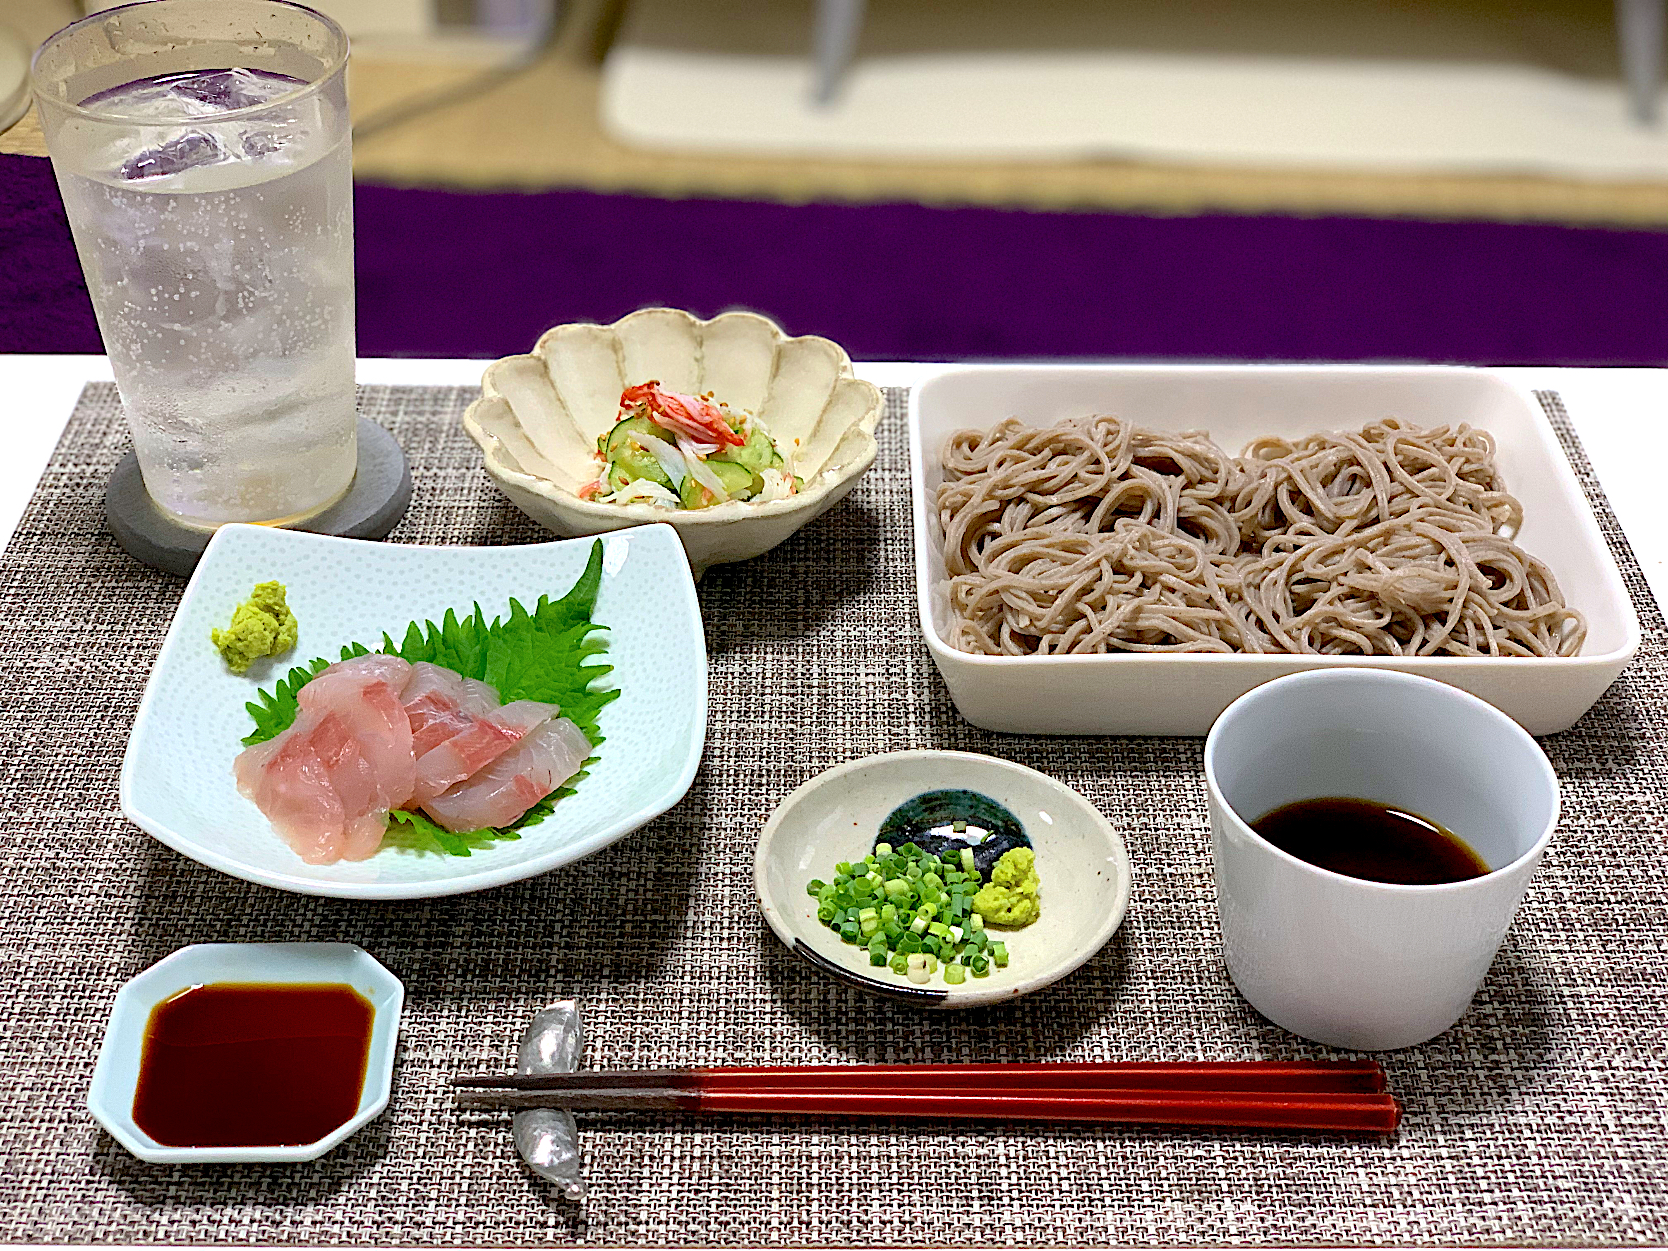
[[972, 846, 1042, 928], [212, 581, 298, 674]]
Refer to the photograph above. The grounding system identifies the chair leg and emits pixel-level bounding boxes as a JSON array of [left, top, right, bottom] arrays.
[[1617, 0, 1664, 124], [813, 0, 867, 106]]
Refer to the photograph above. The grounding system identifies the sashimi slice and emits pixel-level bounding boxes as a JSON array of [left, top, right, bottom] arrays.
[[398, 662, 562, 802], [400, 662, 500, 756], [421, 716, 592, 833], [235, 654, 415, 864], [408, 699, 560, 803], [234, 732, 346, 864], [298, 655, 417, 844]]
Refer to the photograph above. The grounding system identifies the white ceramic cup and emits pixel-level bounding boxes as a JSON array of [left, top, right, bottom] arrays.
[[1203, 669, 1560, 1051]]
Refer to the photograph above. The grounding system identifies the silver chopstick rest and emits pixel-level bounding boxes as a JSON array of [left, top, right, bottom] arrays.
[[512, 1000, 585, 1199]]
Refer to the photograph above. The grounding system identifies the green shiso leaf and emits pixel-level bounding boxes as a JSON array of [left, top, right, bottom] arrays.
[[379, 764, 593, 857], [240, 540, 617, 856], [242, 656, 331, 746]]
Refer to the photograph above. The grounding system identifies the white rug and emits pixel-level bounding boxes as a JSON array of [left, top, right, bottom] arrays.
[[0, 28, 28, 134], [600, 0, 1668, 181]]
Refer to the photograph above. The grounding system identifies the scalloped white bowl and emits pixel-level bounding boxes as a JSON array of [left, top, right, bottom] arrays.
[[462, 308, 884, 575]]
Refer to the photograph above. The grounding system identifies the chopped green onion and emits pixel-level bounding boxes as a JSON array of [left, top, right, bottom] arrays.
[[806, 844, 1016, 987], [991, 942, 1008, 967]]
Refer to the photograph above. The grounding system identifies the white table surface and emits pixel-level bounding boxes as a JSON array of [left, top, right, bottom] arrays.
[[5, 356, 1666, 615]]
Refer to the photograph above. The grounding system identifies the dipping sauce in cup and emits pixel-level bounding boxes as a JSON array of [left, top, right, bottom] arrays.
[[1250, 796, 1490, 885], [1204, 669, 1559, 1052]]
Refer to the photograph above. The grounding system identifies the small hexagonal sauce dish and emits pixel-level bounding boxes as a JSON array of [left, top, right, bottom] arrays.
[[755, 750, 1132, 1008], [88, 943, 403, 1164]]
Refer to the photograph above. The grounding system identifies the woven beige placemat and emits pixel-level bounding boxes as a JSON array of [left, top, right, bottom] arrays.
[[0, 383, 1664, 1246]]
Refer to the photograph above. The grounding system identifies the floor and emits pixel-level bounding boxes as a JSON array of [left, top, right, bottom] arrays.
[[6, 0, 1668, 223]]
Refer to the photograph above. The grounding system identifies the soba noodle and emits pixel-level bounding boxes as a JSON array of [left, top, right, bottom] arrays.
[[935, 414, 1585, 657]]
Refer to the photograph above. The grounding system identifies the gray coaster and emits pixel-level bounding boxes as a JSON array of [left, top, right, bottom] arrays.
[[105, 416, 412, 576]]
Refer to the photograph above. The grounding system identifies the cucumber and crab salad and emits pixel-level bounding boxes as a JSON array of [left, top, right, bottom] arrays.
[[578, 381, 802, 509]]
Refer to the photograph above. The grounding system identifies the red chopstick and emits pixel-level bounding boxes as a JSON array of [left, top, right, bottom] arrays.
[[690, 1089, 1397, 1132], [697, 1060, 1387, 1094], [452, 1062, 1399, 1133]]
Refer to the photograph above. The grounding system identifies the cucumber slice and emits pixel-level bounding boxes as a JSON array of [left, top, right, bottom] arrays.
[[710, 460, 756, 499], [610, 446, 673, 490], [606, 415, 682, 457], [608, 455, 672, 492], [605, 416, 680, 490], [678, 459, 756, 508], [711, 427, 779, 472]]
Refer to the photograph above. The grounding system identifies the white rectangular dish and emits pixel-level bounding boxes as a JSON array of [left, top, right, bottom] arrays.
[[120, 522, 707, 899], [908, 365, 1639, 736]]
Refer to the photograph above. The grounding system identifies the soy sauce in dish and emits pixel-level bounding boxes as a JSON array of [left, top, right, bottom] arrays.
[[132, 983, 373, 1147], [1250, 797, 1490, 885]]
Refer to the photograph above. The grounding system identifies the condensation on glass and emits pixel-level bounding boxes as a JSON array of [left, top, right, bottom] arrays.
[[33, 1, 357, 528]]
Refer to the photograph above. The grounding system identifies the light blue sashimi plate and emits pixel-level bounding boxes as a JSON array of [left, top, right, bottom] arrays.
[[119, 522, 706, 899]]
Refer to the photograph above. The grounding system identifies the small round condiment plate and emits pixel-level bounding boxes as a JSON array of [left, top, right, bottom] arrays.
[[755, 750, 1131, 1008], [87, 943, 404, 1164]]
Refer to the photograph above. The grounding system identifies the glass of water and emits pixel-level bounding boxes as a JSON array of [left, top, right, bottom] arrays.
[[32, 0, 357, 529]]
